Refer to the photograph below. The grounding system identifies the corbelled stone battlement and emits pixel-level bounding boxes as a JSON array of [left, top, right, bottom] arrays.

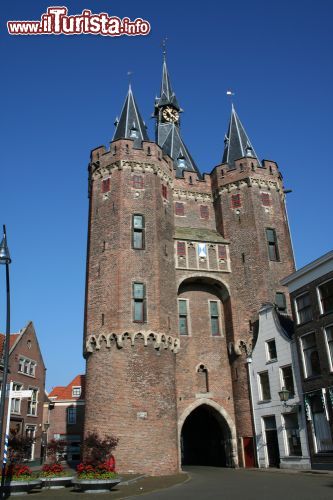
[[86, 331, 180, 354]]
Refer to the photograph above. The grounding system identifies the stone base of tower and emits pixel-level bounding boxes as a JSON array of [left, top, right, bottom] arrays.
[[84, 333, 180, 476]]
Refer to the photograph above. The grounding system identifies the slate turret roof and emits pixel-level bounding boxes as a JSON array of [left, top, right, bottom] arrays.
[[113, 84, 149, 145], [222, 104, 260, 167]]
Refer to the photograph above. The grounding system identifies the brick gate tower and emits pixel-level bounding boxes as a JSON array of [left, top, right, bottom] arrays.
[[83, 55, 295, 474]]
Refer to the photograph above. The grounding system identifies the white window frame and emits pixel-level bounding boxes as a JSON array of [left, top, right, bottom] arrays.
[[317, 278, 333, 315], [11, 383, 23, 414], [324, 324, 333, 372], [18, 357, 37, 377], [25, 425, 37, 460], [265, 338, 277, 362], [72, 386, 81, 398], [279, 365, 295, 398], [294, 292, 312, 325], [282, 412, 302, 457], [27, 387, 38, 417], [257, 371, 271, 401], [299, 331, 318, 378]]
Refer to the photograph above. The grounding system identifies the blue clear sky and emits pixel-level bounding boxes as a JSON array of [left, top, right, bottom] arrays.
[[1, 0, 333, 390]]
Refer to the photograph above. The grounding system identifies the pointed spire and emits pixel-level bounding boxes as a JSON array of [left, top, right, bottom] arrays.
[[156, 57, 180, 110], [113, 85, 149, 144], [222, 104, 260, 167], [154, 55, 200, 178]]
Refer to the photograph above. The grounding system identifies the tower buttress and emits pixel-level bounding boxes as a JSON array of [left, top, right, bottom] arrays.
[[84, 87, 179, 475], [212, 105, 295, 450]]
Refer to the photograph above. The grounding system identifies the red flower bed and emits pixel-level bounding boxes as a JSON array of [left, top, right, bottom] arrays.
[[6, 464, 32, 477], [42, 463, 64, 474]]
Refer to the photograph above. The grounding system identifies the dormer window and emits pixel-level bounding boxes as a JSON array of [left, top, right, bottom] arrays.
[[177, 155, 186, 169], [72, 386, 81, 398], [130, 122, 139, 139]]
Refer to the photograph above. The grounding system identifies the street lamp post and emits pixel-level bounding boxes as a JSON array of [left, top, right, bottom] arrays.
[[0, 225, 11, 492]]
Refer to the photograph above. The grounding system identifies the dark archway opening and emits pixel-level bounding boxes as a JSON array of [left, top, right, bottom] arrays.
[[181, 405, 228, 467]]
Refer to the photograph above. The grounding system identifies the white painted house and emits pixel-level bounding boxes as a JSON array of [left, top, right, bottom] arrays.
[[248, 303, 311, 469]]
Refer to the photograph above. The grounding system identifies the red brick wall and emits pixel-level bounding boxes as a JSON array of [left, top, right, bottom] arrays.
[[85, 339, 178, 475]]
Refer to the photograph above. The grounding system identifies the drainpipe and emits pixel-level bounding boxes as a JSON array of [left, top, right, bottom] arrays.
[[246, 356, 259, 467]]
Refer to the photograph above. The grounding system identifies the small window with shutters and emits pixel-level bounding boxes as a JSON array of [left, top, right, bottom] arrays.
[[132, 175, 144, 189], [200, 205, 209, 219], [175, 202, 185, 216], [101, 178, 110, 193], [178, 299, 189, 335], [218, 245, 227, 260], [162, 185, 168, 199], [177, 241, 186, 256], [209, 301, 221, 336], [275, 292, 286, 311], [132, 282, 146, 323], [261, 192, 271, 206], [231, 194, 241, 208], [265, 228, 279, 261], [132, 215, 145, 250]]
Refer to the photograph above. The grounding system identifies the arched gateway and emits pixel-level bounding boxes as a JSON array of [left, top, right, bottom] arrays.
[[179, 400, 238, 468]]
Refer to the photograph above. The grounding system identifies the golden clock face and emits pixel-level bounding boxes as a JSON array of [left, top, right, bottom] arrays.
[[162, 106, 179, 123]]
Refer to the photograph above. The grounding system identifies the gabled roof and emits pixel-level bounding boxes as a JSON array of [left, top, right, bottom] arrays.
[[0, 333, 21, 356], [113, 85, 149, 144], [49, 374, 85, 401], [222, 104, 260, 167]]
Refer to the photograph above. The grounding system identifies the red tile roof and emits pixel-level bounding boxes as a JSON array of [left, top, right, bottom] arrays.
[[49, 374, 85, 400], [0, 333, 21, 356]]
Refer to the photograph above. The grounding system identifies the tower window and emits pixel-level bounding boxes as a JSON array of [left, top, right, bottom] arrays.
[[178, 299, 189, 335], [177, 241, 186, 256], [132, 175, 144, 189], [133, 282, 146, 323], [197, 364, 209, 393], [101, 178, 110, 193], [218, 245, 227, 260], [261, 192, 271, 206], [162, 184, 168, 199], [209, 301, 221, 336], [231, 194, 241, 209], [175, 202, 185, 216], [265, 228, 279, 261], [275, 292, 286, 311], [132, 215, 145, 250], [200, 205, 209, 219]]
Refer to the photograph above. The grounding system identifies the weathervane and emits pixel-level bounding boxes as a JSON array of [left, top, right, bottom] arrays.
[[127, 70, 133, 87], [226, 89, 235, 106], [162, 37, 168, 60]]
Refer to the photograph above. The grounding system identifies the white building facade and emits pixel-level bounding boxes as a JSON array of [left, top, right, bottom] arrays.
[[248, 303, 311, 469]]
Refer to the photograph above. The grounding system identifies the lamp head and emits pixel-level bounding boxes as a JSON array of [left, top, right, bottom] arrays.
[[0, 226, 11, 265], [278, 387, 290, 403]]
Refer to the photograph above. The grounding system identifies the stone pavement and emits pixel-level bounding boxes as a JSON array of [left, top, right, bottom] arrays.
[[4, 466, 333, 499]]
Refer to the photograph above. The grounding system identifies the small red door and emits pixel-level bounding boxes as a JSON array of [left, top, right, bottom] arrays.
[[243, 437, 255, 467]]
